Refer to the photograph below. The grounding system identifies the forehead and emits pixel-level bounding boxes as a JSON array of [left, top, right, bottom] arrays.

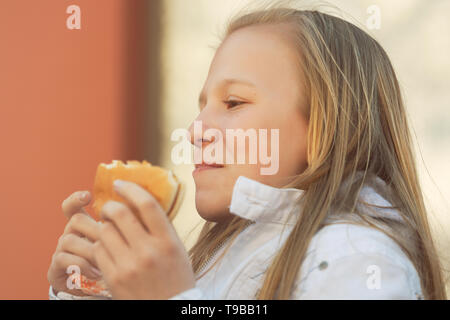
[[202, 23, 302, 94]]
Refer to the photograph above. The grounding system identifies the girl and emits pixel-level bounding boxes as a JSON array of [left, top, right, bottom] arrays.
[[48, 4, 447, 299]]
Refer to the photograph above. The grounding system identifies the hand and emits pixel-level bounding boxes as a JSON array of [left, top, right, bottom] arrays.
[[47, 191, 102, 296], [94, 179, 195, 300]]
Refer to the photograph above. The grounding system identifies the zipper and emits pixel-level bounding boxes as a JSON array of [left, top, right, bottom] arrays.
[[196, 220, 255, 275], [196, 237, 229, 275]]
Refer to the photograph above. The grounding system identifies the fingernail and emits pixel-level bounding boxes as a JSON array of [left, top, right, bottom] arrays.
[[114, 179, 124, 189], [79, 192, 88, 201], [91, 267, 102, 278]]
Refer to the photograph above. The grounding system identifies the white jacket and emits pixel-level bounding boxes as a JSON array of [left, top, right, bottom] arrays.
[[49, 174, 424, 300]]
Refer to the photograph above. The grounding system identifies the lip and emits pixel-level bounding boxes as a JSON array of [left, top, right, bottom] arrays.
[[193, 163, 224, 175]]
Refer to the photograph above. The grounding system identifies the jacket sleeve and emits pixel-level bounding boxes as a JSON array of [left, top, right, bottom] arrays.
[[168, 287, 207, 300], [290, 223, 424, 300], [50, 284, 207, 300], [293, 252, 422, 299], [49, 285, 111, 300]]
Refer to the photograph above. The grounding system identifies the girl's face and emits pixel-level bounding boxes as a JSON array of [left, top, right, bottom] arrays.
[[188, 23, 309, 223]]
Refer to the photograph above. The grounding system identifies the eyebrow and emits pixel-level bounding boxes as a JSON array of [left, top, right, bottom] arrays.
[[198, 78, 256, 108]]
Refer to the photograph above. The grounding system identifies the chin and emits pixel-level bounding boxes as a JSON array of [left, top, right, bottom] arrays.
[[195, 191, 232, 223]]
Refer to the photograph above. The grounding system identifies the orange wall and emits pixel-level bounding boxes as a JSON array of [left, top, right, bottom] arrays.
[[0, 0, 149, 298]]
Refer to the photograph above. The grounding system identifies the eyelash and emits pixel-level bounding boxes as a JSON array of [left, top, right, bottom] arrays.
[[223, 100, 245, 109]]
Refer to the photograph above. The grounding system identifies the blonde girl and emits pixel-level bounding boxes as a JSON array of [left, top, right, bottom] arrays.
[[48, 2, 447, 300]]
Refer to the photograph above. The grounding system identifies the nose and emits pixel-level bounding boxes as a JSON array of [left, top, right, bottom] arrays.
[[187, 118, 214, 149]]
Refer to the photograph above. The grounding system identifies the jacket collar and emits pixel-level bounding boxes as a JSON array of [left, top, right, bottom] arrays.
[[228, 176, 304, 226], [228, 172, 403, 226]]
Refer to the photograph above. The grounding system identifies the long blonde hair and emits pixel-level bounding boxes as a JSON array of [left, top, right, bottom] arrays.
[[188, 2, 447, 299]]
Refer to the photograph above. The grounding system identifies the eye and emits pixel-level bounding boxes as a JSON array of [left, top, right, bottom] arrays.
[[223, 99, 245, 109]]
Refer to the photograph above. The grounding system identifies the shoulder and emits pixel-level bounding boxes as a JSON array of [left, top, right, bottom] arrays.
[[308, 223, 410, 265], [293, 223, 424, 299]]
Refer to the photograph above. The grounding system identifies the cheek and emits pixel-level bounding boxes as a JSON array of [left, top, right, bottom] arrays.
[[223, 107, 308, 178], [279, 111, 309, 174], [252, 107, 309, 185]]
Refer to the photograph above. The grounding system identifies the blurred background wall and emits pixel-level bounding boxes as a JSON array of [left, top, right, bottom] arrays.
[[0, 0, 448, 298], [0, 0, 158, 299]]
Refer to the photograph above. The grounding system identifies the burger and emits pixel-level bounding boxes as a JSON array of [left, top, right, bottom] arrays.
[[79, 160, 184, 297]]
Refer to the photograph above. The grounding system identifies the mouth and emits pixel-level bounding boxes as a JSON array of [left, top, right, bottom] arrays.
[[193, 162, 225, 174]]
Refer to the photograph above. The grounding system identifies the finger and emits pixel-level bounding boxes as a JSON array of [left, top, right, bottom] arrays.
[[98, 221, 129, 263], [58, 233, 97, 268], [64, 212, 100, 242], [53, 251, 102, 281], [100, 200, 149, 249], [113, 180, 171, 239], [62, 191, 92, 220], [93, 241, 116, 280]]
